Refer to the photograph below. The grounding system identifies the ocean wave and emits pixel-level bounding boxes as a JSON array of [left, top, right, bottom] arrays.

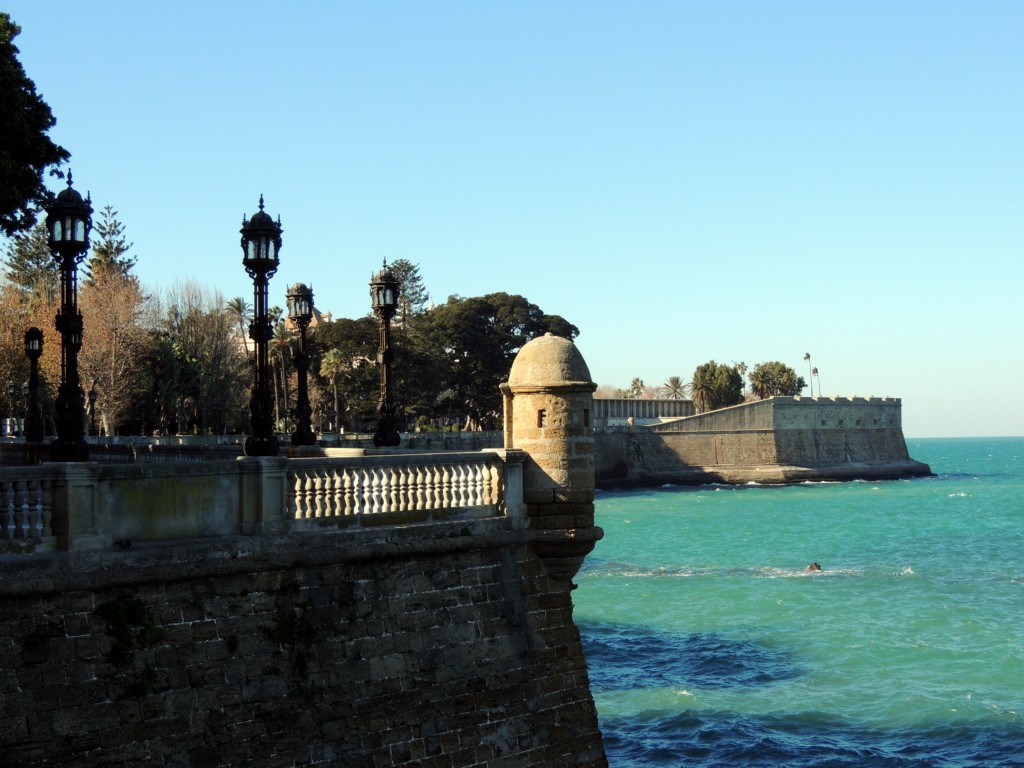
[[579, 559, 863, 580], [599, 709, 1024, 767]]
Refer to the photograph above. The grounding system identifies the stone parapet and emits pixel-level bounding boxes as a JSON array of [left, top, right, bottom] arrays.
[[0, 518, 607, 766]]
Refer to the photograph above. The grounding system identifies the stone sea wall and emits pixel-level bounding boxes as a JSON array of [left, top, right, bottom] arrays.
[[0, 520, 606, 767], [596, 397, 931, 486]]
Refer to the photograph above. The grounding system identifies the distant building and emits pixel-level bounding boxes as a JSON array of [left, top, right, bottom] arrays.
[[592, 398, 695, 427]]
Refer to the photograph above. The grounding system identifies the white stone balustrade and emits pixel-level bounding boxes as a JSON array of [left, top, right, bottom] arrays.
[[0, 470, 53, 547], [288, 450, 525, 529], [0, 449, 528, 552]]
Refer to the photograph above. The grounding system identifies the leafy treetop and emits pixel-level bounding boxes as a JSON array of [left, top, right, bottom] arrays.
[[0, 13, 70, 237]]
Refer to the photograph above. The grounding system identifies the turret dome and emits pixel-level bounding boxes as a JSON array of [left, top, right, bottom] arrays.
[[507, 333, 593, 389]]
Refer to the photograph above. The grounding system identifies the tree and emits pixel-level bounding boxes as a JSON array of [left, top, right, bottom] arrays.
[[0, 13, 70, 237], [86, 205, 137, 282], [161, 280, 248, 434], [621, 378, 646, 400], [660, 376, 691, 400], [690, 361, 744, 413], [2, 220, 56, 307], [415, 292, 578, 429], [271, 318, 292, 431], [79, 267, 149, 434], [389, 258, 430, 327], [749, 361, 806, 399], [225, 296, 251, 355], [309, 316, 378, 431], [319, 348, 346, 432]]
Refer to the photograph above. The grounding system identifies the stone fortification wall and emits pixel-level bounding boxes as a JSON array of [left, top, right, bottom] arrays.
[[0, 520, 606, 767], [597, 397, 929, 486]]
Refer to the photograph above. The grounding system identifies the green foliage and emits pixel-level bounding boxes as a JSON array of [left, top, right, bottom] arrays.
[[0, 13, 70, 236], [309, 316, 379, 430], [389, 258, 429, 326], [86, 205, 137, 282], [660, 376, 691, 400], [414, 292, 578, 429], [691, 361, 744, 413], [749, 361, 806, 399], [621, 377, 646, 399], [161, 281, 248, 434], [2, 220, 56, 305]]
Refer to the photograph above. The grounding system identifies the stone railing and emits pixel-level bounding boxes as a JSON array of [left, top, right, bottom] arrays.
[[0, 449, 527, 553], [0, 468, 52, 547], [288, 451, 524, 530]]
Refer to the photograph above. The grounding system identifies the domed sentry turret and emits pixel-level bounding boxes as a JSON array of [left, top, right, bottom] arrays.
[[501, 333, 603, 587]]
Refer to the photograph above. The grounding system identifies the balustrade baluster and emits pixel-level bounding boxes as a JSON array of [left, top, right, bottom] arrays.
[[468, 463, 482, 508], [28, 479, 44, 539], [14, 480, 28, 538], [291, 471, 306, 519], [413, 465, 425, 511], [371, 467, 383, 515], [309, 468, 322, 517], [1, 482, 12, 540], [399, 465, 412, 512], [441, 464, 452, 509], [342, 469, 354, 516]]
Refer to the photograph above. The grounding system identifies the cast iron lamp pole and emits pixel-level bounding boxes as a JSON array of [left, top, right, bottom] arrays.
[[24, 328, 44, 444], [88, 380, 98, 437], [370, 260, 401, 447], [45, 172, 93, 461], [286, 283, 317, 446], [240, 195, 282, 457], [5, 380, 12, 435]]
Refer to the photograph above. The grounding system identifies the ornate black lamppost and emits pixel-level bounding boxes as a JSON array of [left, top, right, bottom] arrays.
[[24, 328, 44, 444], [88, 380, 98, 437], [370, 260, 401, 447], [240, 195, 282, 457], [286, 283, 317, 446], [5, 380, 14, 437], [45, 172, 93, 461]]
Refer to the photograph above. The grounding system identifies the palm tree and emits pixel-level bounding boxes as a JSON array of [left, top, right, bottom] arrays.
[[659, 376, 691, 400], [812, 367, 820, 397], [691, 367, 714, 413], [803, 353, 813, 397], [225, 296, 251, 354], [270, 316, 292, 432], [749, 366, 772, 400], [320, 348, 346, 433]]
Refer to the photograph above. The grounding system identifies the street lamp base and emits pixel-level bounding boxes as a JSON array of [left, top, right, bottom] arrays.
[[291, 428, 318, 446], [49, 439, 90, 462], [372, 429, 401, 448], [244, 434, 280, 457]]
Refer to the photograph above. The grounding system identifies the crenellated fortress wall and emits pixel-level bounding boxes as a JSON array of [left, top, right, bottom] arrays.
[[596, 396, 931, 486]]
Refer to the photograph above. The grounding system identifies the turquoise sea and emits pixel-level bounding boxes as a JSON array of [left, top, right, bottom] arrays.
[[576, 437, 1024, 767]]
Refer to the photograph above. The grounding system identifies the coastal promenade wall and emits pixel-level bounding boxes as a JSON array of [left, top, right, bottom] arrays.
[[0, 521, 604, 767], [596, 397, 931, 486], [0, 332, 609, 767]]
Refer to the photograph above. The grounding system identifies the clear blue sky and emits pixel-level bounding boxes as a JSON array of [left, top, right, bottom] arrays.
[[5, 1, 1022, 438]]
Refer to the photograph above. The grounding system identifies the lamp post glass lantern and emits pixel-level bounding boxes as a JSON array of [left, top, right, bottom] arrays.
[[45, 172, 93, 461], [286, 282, 317, 446], [241, 195, 282, 457], [24, 327, 44, 443], [370, 260, 401, 447]]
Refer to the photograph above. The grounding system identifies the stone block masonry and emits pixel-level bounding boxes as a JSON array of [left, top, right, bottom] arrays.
[[0, 519, 607, 767]]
